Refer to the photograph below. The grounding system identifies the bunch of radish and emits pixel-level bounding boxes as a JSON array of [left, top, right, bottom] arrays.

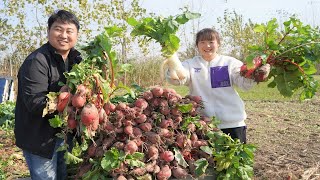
[[73, 86, 218, 180]]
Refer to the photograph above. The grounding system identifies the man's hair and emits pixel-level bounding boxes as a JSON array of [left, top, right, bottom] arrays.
[[48, 10, 80, 31], [195, 28, 221, 46]]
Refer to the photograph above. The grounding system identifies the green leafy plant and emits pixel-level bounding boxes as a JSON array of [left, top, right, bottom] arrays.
[[242, 17, 320, 100], [127, 8, 201, 80], [205, 131, 256, 180], [0, 101, 15, 130], [127, 8, 201, 57]]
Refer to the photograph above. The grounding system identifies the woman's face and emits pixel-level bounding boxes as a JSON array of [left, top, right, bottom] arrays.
[[197, 39, 219, 61]]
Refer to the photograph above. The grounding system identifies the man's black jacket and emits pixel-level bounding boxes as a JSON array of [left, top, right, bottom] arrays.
[[14, 42, 82, 159]]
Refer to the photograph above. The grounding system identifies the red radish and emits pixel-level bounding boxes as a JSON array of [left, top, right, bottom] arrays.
[[151, 112, 158, 120], [190, 133, 198, 141], [172, 166, 188, 179], [201, 116, 211, 123], [102, 137, 115, 150], [98, 108, 106, 124], [103, 102, 116, 115], [133, 107, 143, 116], [174, 116, 182, 123], [150, 98, 161, 108], [124, 125, 133, 136], [189, 107, 197, 117], [87, 144, 96, 157], [116, 133, 127, 142], [71, 94, 86, 108], [116, 102, 127, 111], [142, 90, 153, 101], [138, 122, 152, 132], [158, 128, 173, 138], [145, 131, 161, 144], [176, 134, 185, 148], [151, 87, 163, 97], [130, 167, 146, 176], [95, 146, 104, 158], [147, 145, 159, 160], [133, 138, 143, 147], [67, 117, 77, 129], [114, 162, 128, 174], [168, 96, 179, 106], [116, 110, 125, 122], [124, 140, 138, 154], [112, 142, 125, 150], [171, 107, 181, 116], [76, 84, 87, 95], [67, 106, 75, 119], [153, 165, 160, 174], [122, 119, 134, 126], [192, 140, 208, 148], [57, 92, 70, 112], [188, 95, 202, 104], [135, 114, 147, 124], [76, 164, 92, 179], [244, 69, 255, 78], [159, 99, 168, 107], [90, 117, 99, 131], [81, 103, 99, 126], [103, 121, 115, 131], [159, 106, 170, 115], [159, 119, 173, 128], [134, 98, 148, 110], [132, 127, 143, 137], [143, 107, 152, 116], [176, 134, 191, 148], [160, 151, 174, 162], [59, 85, 70, 92], [163, 88, 177, 99], [187, 123, 196, 132], [115, 127, 124, 134], [145, 161, 156, 172], [156, 165, 172, 180], [116, 175, 127, 180], [198, 120, 208, 128]]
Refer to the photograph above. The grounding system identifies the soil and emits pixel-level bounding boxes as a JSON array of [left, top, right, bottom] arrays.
[[246, 98, 320, 180], [0, 98, 319, 180]]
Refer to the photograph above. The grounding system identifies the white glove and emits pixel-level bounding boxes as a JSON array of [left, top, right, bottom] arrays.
[[162, 53, 187, 80]]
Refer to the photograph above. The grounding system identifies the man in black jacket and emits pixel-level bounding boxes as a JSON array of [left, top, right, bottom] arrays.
[[15, 10, 81, 180]]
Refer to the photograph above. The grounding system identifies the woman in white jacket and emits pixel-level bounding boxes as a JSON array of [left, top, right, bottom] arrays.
[[166, 28, 270, 143]]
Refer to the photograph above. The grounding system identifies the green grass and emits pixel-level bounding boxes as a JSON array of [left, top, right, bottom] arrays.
[[165, 75, 320, 101]]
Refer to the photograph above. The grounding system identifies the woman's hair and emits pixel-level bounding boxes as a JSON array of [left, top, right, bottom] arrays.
[[195, 28, 221, 46], [48, 10, 80, 31]]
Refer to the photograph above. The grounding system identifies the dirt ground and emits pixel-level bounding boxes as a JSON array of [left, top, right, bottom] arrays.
[[246, 98, 320, 180], [0, 98, 319, 180]]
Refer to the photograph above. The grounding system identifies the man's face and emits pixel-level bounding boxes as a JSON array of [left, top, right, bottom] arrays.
[[48, 20, 78, 56]]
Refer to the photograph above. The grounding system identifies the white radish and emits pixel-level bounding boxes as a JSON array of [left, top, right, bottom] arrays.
[[161, 52, 187, 80]]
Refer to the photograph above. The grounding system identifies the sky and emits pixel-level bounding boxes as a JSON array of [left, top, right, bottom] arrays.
[[140, 0, 320, 28], [137, 0, 320, 53]]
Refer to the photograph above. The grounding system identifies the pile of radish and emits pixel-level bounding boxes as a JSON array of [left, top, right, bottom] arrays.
[[68, 86, 217, 180], [42, 26, 256, 180]]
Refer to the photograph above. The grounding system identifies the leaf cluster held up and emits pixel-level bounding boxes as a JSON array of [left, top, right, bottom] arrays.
[[127, 9, 201, 57], [245, 17, 320, 100]]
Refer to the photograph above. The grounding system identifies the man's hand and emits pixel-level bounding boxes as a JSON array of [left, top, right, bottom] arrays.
[[253, 64, 271, 82]]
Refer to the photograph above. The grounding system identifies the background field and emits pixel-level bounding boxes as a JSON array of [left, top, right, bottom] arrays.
[[0, 76, 319, 180]]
